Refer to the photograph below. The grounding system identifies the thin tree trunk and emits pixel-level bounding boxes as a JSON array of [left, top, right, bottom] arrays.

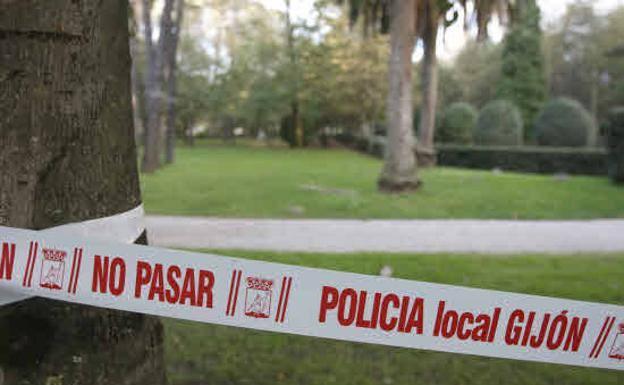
[[141, 0, 163, 173], [293, 101, 304, 147], [285, 0, 304, 147], [129, 8, 145, 145], [158, 0, 175, 159], [0, 1, 166, 384], [185, 122, 195, 146], [418, 10, 439, 156], [589, 72, 598, 147], [378, 0, 421, 192], [165, 0, 185, 164]]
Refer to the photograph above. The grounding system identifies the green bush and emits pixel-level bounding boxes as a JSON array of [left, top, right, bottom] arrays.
[[474, 100, 523, 145], [437, 144, 606, 176], [534, 98, 595, 147], [437, 102, 477, 144], [607, 106, 624, 183]]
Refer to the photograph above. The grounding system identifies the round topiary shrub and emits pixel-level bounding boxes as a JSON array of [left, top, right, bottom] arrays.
[[437, 102, 477, 144], [474, 100, 523, 145], [534, 97, 595, 147]]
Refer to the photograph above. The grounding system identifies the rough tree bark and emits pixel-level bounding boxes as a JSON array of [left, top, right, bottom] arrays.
[[378, 0, 421, 192], [417, 2, 439, 166], [141, 0, 163, 173], [0, 1, 167, 384], [164, 0, 185, 164]]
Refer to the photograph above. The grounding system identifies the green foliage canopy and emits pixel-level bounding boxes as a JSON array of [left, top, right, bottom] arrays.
[[496, 0, 546, 139]]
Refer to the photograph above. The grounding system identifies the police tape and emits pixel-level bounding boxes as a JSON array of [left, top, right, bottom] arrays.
[[0, 205, 145, 306], [0, 225, 623, 371]]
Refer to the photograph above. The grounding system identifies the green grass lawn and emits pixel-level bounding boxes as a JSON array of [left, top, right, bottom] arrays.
[[141, 141, 624, 219], [165, 251, 624, 385]]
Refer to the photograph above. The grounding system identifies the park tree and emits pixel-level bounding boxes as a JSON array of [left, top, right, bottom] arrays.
[[545, 3, 624, 128], [129, 1, 148, 144], [188, 0, 290, 140], [597, 6, 624, 110], [296, 10, 388, 137], [172, 1, 388, 146], [601, 7, 624, 116], [0, 1, 166, 384], [140, 0, 185, 171], [496, 0, 546, 140], [342, 0, 508, 192], [141, 0, 166, 172], [175, 37, 214, 144], [544, 3, 601, 121], [284, 0, 305, 147], [415, 0, 455, 158], [451, 40, 502, 108], [163, 0, 186, 164], [236, 4, 290, 137], [378, 0, 421, 190]]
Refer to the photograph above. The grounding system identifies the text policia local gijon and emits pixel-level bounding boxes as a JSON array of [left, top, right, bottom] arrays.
[[318, 287, 586, 352], [0, 246, 588, 354], [83, 255, 590, 354]]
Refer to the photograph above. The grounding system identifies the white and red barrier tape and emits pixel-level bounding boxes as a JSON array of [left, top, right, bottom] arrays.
[[0, 225, 623, 371], [0, 205, 145, 306]]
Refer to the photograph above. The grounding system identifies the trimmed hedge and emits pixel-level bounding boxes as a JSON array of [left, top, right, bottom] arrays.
[[437, 102, 477, 144], [334, 134, 607, 176], [437, 144, 607, 176], [607, 107, 624, 183], [474, 100, 524, 145], [534, 98, 595, 147]]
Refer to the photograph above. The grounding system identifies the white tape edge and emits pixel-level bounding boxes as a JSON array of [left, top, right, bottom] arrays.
[[0, 288, 29, 307], [0, 204, 145, 306], [43, 204, 145, 244]]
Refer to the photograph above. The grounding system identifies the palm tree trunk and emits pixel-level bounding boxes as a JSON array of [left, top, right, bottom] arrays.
[[0, 1, 166, 383], [417, 7, 439, 165], [378, 0, 421, 192]]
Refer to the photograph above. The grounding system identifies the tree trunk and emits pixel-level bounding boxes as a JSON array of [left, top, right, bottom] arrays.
[[185, 122, 195, 147], [293, 101, 304, 147], [164, 0, 185, 164], [378, 0, 421, 192], [0, 1, 167, 384], [285, 0, 304, 147], [589, 72, 598, 147], [417, 10, 439, 161], [141, 0, 163, 173], [129, 3, 145, 145]]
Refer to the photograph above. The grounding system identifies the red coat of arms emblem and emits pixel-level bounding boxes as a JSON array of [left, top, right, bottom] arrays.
[[609, 323, 624, 360], [244, 277, 273, 318], [39, 248, 66, 290]]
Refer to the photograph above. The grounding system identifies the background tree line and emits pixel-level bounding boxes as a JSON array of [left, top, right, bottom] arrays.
[[131, 0, 624, 186]]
